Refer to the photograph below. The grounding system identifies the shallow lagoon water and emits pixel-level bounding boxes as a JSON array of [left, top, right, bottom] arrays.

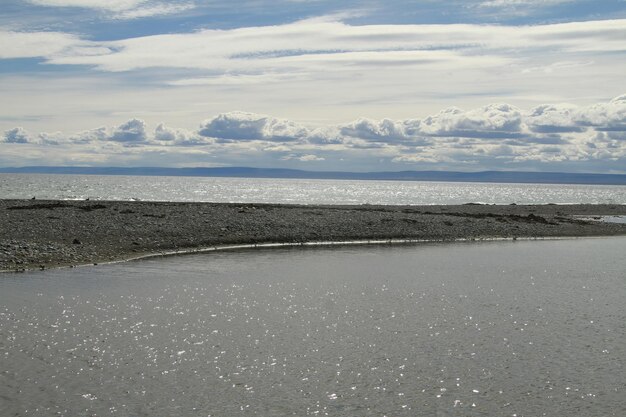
[[575, 215, 626, 224], [1, 238, 625, 416]]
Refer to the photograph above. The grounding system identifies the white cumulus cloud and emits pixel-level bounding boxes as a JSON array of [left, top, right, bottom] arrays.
[[110, 118, 148, 143], [155, 123, 210, 146], [198, 112, 309, 142], [340, 118, 409, 142], [419, 104, 525, 139], [526, 104, 582, 133], [574, 94, 626, 131], [3, 127, 33, 144], [2, 127, 63, 145], [69, 126, 110, 144], [2, 95, 626, 172]]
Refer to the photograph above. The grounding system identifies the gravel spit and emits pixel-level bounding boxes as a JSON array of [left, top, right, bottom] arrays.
[[2, 199, 625, 272]]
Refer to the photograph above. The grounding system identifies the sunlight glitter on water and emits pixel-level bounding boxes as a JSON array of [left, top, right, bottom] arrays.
[[1, 238, 625, 416], [1, 173, 625, 204]]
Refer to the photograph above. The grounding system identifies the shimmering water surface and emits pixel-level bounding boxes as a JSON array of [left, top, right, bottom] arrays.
[[1, 238, 625, 416], [2, 173, 625, 204]]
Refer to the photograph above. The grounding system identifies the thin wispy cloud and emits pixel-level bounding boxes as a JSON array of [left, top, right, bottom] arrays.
[[2, 18, 624, 122], [114, 3, 195, 20], [5, 18, 625, 71], [479, 0, 574, 7], [24, 0, 195, 20], [27, 0, 146, 11], [0, 31, 85, 59]]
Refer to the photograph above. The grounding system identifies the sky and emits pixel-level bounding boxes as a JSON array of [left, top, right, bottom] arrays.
[[1, 0, 625, 173]]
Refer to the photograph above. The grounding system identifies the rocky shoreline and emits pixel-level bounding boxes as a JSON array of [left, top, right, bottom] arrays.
[[1, 199, 625, 272]]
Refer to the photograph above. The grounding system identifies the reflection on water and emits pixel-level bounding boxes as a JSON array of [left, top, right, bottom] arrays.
[[1, 238, 625, 416]]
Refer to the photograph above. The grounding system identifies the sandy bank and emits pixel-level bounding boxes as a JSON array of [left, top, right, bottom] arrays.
[[1, 200, 625, 272]]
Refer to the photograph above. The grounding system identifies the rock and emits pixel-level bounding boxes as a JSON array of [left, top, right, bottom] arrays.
[[73, 238, 82, 245]]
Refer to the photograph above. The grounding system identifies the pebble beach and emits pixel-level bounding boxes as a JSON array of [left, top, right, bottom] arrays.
[[1, 199, 625, 272]]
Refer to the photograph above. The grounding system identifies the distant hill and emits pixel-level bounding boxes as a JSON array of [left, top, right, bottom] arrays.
[[1, 166, 626, 185]]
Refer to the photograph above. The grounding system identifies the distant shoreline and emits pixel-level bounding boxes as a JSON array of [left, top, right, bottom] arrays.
[[2, 166, 626, 185], [2, 200, 626, 272]]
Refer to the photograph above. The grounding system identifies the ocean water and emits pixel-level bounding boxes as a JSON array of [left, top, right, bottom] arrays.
[[1, 237, 625, 416], [1, 173, 625, 205]]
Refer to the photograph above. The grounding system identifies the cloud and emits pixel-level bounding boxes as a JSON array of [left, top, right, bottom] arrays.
[[110, 118, 148, 143], [25, 0, 194, 19], [419, 104, 525, 139], [27, 0, 145, 11], [37, 131, 63, 145], [114, 3, 195, 19], [526, 104, 583, 133], [1, 95, 626, 172], [391, 154, 441, 164], [306, 127, 344, 145], [335, 118, 433, 148], [198, 112, 309, 142], [2, 127, 62, 145], [340, 118, 408, 142], [479, 0, 573, 7], [3, 127, 33, 144], [574, 94, 626, 131], [70, 126, 110, 144], [154, 123, 178, 141], [521, 60, 594, 75], [475, 0, 577, 19], [282, 154, 325, 162], [45, 124, 141, 145], [154, 123, 210, 146], [0, 31, 86, 59], [168, 73, 307, 86], [5, 18, 624, 72], [2, 17, 624, 129]]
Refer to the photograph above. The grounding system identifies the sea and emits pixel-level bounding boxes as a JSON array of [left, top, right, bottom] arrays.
[[1, 173, 625, 416], [1, 172, 626, 205]]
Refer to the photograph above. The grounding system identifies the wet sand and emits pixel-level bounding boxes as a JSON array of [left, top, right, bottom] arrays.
[[1, 199, 625, 272]]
